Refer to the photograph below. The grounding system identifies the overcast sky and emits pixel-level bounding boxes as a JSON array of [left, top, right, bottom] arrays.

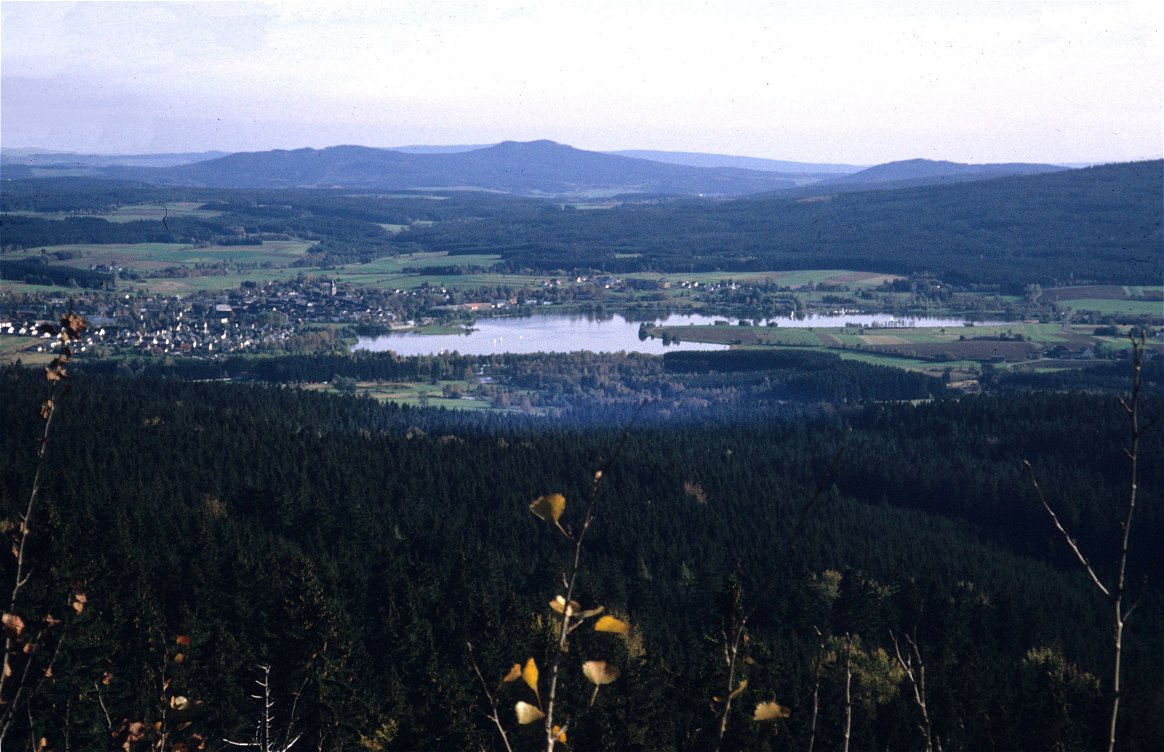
[[2, 1, 1161, 164]]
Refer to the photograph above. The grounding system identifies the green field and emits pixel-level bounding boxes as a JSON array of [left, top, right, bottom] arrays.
[[1057, 298, 1164, 316], [303, 380, 523, 412], [622, 269, 901, 289], [329, 252, 537, 290], [0, 335, 55, 365], [98, 202, 224, 223], [11, 202, 223, 223], [649, 321, 1152, 370], [15, 240, 312, 269]]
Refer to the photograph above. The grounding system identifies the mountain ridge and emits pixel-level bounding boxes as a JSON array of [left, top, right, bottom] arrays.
[[2, 141, 1072, 198]]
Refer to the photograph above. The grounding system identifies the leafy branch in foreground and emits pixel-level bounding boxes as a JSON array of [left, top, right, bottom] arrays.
[[470, 416, 639, 752], [707, 440, 847, 752], [1024, 333, 1154, 752], [0, 313, 89, 744]]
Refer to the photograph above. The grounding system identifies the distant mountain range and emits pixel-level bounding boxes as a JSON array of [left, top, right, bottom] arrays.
[[0, 149, 230, 169], [1, 140, 1071, 197], [608, 149, 864, 175]]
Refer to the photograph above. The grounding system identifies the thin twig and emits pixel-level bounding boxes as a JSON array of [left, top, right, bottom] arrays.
[[539, 402, 644, 752], [466, 643, 514, 752]]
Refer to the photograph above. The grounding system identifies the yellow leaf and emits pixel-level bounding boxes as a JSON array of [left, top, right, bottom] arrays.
[[2, 613, 26, 639], [594, 615, 629, 635], [550, 596, 582, 616], [514, 701, 545, 725], [552, 725, 567, 743], [753, 701, 792, 721], [502, 663, 522, 683], [729, 679, 748, 699], [529, 494, 566, 523], [582, 660, 620, 686], [170, 695, 190, 711], [522, 657, 539, 695]]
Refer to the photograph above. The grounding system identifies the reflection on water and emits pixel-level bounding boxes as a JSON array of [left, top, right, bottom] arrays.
[[352, 311, 1000, 356]]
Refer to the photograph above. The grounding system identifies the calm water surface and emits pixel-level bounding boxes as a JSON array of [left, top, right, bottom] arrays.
[[353, 312, 999, 356]]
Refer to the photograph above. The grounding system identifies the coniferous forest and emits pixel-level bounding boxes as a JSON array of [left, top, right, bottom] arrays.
[[1, 157, 1162, 751], [1, 348, 1160, 751]]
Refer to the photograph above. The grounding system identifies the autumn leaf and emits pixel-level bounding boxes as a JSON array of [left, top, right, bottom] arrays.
[[529, 493, 566, 523], [72, 593, 87, 615], [2, 613, 25, 639], [594, 615, 629, 635], [502, 663, 522, 683], [552, 725, 567, 744], [170, 695, 190, 711], [583, 660, 620, 706], [60, 313, 87, 339], [514, 701, 544, 725], [522, 657, 539, 697], [175, 635, 191, 647], [550, 596, 582, 616], [582, 660, 620, 685], [753, 700, 792, 721]]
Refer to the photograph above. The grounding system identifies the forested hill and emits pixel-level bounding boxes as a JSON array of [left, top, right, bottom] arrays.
[[7, 142, 1067, 198], [0, 365, 1161, 750], [406, 159, 1162, 285], [99, 141, 818, 196], [810, 157, 1067, 190]]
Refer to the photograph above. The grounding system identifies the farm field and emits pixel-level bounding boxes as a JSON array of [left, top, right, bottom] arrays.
[[96, 202, 225, 223], [1056, 298, 1164, 316], [621, 269, 901, 289], [301, 379, 514, 412], [11, 240, 313, 270], [651, 321, 1152, 368], [0, 334, 54, 364], [326, 252, 525, 290]]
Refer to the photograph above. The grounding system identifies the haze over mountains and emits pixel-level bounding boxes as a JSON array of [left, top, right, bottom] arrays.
[[1, 140, 1071, 198]]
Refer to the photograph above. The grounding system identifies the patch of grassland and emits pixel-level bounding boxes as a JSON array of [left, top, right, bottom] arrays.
[[623, 269, 899, 289], [0, 335, 54, 365], [97, 202, 224, 223], [1057, 299, 1163, 316], [303, 380, 499, 411], [19, 241, 313, 271]]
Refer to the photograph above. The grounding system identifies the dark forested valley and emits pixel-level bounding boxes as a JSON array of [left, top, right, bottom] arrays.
[[1, 353, 1161, 751]]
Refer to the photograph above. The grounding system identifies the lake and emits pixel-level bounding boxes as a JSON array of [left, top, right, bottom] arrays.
[[352, 311, 1000, 356]]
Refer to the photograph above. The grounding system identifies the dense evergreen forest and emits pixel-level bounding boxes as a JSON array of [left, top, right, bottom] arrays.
[[1, 355, 1160, 751], [404, 161, 1163, 286], [4, 159, 1161, 286]]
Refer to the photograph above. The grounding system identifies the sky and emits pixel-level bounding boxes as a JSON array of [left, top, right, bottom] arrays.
[[2, 1, 1161, 165]]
